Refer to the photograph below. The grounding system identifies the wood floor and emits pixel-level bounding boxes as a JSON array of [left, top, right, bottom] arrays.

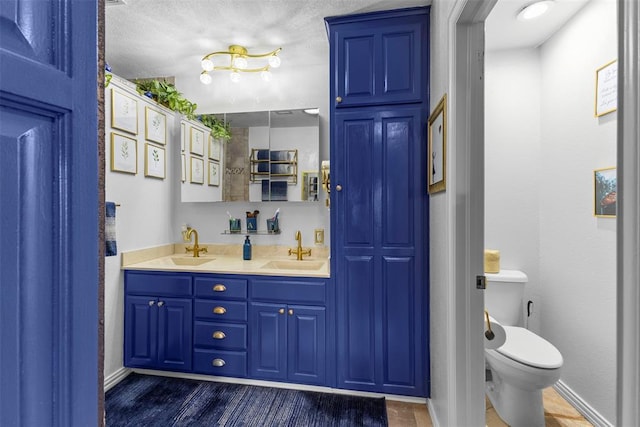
[[386, 387, 593, 427]]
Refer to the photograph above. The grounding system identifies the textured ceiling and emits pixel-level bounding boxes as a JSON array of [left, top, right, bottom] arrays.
[[105, 0, 590, 110]]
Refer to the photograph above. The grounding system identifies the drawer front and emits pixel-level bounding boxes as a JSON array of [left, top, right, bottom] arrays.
[[126, 272, 192, 297], [193, 349, 247, 378], [250, 279, 326, 304], [194, 321, 247, 351], [194, 300, 247, 322], [194, 276, 247, 300]]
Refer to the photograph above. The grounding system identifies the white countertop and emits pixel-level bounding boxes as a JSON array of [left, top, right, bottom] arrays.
[[121, 244, 330, 278]]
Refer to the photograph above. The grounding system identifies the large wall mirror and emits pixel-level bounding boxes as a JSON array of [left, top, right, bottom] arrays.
[[180, 108, 319, 203]]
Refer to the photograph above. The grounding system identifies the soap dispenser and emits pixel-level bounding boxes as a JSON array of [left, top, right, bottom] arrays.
[[243, 235, 252, 260]]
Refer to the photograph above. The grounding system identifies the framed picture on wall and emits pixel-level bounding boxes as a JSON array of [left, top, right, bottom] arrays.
[[181, 122, 186, 152], [209, 136, 221, 161], [594, 167, 617, 217], [190, 127, 205, 156], [145, 106, 166, 145], [111, 89, 138, 135], [190, 156, 204, 184], [595, 60, 617, 117], [144, 143, 165, 179], [208, 161, 220, 186], [110, 132, 137, 174], [181, 153, 186, 182], [428, 94, 447, 194]]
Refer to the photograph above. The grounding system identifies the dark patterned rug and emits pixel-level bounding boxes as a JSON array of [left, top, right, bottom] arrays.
[[106, 373, 388, 426]]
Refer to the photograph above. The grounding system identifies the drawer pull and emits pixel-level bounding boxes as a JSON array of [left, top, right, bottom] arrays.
[[212, 331, 226, 340], [212, 358, 225, 367], [213, 306, 227, 315], [288, 309, 294, 315], [278, 308, 285, 314], [148, 300, 155, 306], [213, 284, 226, 292]]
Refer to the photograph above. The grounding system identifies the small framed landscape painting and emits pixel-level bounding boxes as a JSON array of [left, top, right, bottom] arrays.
[[594, 167, 616, 217]]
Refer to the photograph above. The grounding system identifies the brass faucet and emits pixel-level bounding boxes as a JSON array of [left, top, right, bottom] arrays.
[[288, 230, 311, 261], [185, 227, 208, 258]]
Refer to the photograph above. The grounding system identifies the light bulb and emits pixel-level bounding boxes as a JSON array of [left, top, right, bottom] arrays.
[[261, 70, 272, 82], [201, 58, 214, 71], [200, 72, 212, 85], [234, 57, 248, 69], [230, 71, 241, 83], [268, 55, 281, 68]]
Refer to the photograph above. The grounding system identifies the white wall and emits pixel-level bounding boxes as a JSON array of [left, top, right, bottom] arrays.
[[104, 77, 178, 378], [485, 48, 541, 328], [485, 0, 617, 423]]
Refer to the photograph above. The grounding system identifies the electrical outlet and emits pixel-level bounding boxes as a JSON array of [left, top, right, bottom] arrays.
[[314, 228, 324, 244]]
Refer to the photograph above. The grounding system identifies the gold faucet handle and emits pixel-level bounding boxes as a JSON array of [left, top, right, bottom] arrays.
[[306, 248, 312, 256], [288, 248, 294, 256], [200, 246, 208, 253], [185, 246, 194, 253]]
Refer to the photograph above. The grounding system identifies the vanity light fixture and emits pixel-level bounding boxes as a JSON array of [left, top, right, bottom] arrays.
[[517, 0, 554, 21], [200, 44, 282, 84]]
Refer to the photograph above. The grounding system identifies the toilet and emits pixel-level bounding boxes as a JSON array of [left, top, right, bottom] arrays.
[[484, 270, 563, 427]]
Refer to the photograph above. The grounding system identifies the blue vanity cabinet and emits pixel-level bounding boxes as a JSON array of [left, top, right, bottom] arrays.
[[325, 7, 428, 109], [192, 275, 249, 378], [249, 278, 327, 386], [124, 272, 193, 372], [326, 7, 430, 398]]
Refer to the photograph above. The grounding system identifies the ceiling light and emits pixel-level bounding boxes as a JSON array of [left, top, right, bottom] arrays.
[[517, 0, 554, 21], [303, 108, 319, 115], [200, 72, 212, 85], [200, 44, 282, 84]]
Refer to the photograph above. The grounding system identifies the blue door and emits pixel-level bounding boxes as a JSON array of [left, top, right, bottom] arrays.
[[0, 1, 99, 425]]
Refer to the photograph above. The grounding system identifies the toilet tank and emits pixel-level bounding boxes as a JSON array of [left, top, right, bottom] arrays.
[[485, 269, 528, 326]]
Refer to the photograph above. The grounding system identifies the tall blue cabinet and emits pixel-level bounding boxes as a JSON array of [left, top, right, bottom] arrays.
[[325, 7, 430, 397]]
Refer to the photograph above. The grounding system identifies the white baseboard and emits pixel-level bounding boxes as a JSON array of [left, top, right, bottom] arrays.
[[426, 399, 441, 427], [104, 367, 132, 392], [554, 380, 613, 427], [129, 368, 427, 404]]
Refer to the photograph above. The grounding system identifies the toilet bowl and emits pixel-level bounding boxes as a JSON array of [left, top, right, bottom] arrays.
[[485, 326, 563, 426], [484, 270, 564, 427]]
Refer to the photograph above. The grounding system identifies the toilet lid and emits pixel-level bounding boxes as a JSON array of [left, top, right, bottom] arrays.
[[497, 326, 563, 369]]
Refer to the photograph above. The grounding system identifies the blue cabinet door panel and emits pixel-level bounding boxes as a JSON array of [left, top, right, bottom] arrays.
[[382, 113, 418, 247], [382, 257, 417, 388], [250, 302, 287, 380], [337, 256, 376, 387], [381, 25, 421, 100], [124, 296, 158, 367], [342, 35, 375, 100], [288, 306, 326, 385], [341, 118, 376, 246], [157, 298, 192, 371]]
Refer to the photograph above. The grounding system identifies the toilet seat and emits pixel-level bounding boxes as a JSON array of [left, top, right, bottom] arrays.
[[497, 326, 563, 369]]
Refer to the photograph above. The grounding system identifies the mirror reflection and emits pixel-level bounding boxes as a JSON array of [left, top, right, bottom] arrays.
[[180, 108, 319, 203]]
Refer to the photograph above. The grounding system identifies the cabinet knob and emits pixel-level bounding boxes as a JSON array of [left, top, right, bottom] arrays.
[[212, 331, 226, 340], [148, 300, 155, 306], [157, 301, 164, 307], [213, 284, 226, 292], [288, 309, 294, 316], [335, 184, 343, 192], [212, 358, 225, 367], [213, 306, 227, 315], [336, 96, 343, 103], [278, 308, 285, 314]]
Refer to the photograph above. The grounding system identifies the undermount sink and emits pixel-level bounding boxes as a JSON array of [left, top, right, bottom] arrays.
[[261, 260, 325, 271], [170, 256, 215, 266]]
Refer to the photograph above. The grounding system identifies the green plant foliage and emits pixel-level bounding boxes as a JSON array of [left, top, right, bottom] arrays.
[[198, 114, 232, 141], [135, 79, 198, 120]]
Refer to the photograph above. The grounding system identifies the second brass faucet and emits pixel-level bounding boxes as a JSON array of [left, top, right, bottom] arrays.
[[288, 230, 311, 261], [185, 227, 208, 258]]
